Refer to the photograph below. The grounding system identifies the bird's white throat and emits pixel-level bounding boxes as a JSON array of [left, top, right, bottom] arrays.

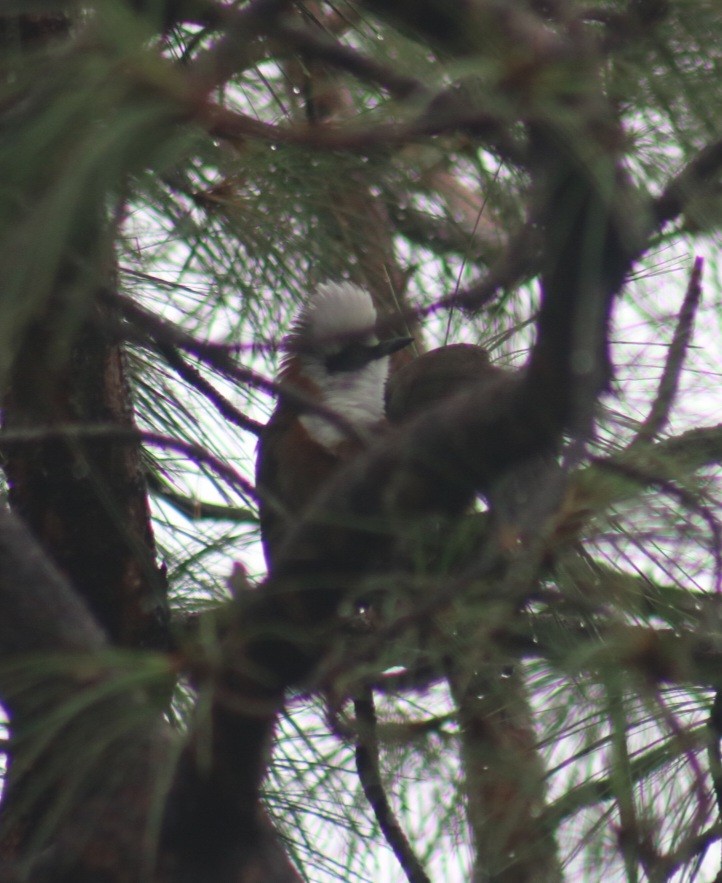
[[299, 355, 389, 449]]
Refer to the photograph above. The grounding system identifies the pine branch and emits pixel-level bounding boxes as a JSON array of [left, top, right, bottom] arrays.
[[0, 423, 257, 502], [109, 290, 370, 447], [206, 100, 524, 161], [354, 688, 431, 883], [157, 341, 264, 436]]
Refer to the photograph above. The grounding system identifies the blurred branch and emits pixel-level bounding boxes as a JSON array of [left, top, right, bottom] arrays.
[[358, 0, 552, 56], [0, 509, 173, 879], [550, 553, 715, 626], [606, 678, 640, 881], [187, 0, 293, 91], [579, 0, 670, 52], [0, 510, 106, 662], [449, 659, 563, 882], [205, 100, 525, 162], [656, 137, 722, 227], [271, 20, 424, 99], [316, 570, 722, 702], [423, 222, 540, 318], [388, 200, 505, 264], [506, 615, 722, 690]]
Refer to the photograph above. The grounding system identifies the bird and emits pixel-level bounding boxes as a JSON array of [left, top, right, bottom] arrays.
[[255, 282, 413, 571]]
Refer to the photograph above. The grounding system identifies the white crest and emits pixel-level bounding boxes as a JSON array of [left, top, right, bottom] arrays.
[[300, 281, 378, 346]]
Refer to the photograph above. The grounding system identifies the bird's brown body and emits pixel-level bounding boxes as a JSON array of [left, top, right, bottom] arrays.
[[256, 360, 376, 568]]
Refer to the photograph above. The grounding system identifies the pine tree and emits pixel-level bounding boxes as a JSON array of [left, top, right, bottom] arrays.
[[1, 2, 722, 881]]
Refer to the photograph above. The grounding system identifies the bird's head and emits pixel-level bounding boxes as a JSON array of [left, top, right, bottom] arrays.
[[289, 282, 412, 370], [281, 282, 412, 447]]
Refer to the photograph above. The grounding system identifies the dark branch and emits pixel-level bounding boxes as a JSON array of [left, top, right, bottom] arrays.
[[187, 0, 294, 91], [0, 509, 172, 879], [656, 137, 722, 227], [271, 21, 424, 99], [0, 509, 106, 663], [158, 341, 264, 436], [354, 688, 431, 883], [205, 100, 526, 163], [422, 223, 541, 318]]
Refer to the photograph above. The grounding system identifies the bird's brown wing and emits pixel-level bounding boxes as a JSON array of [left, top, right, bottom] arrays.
[[255, 408, 346, 570], [385, 343, 564, 546], [385, 343, 495, 422]]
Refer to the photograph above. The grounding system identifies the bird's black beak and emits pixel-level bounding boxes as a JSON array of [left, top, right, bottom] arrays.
[[373, 336, 414, 359]]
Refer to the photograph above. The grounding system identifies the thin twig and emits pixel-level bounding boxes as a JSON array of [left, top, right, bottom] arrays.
[[146, 472, 257, 523], [634, 257, 704, 444], [158, 341, 264, 436]]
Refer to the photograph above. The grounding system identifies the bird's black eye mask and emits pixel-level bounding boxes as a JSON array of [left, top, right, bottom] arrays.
[[325, 341, 381, 373], [324, 335, 413, 373]]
